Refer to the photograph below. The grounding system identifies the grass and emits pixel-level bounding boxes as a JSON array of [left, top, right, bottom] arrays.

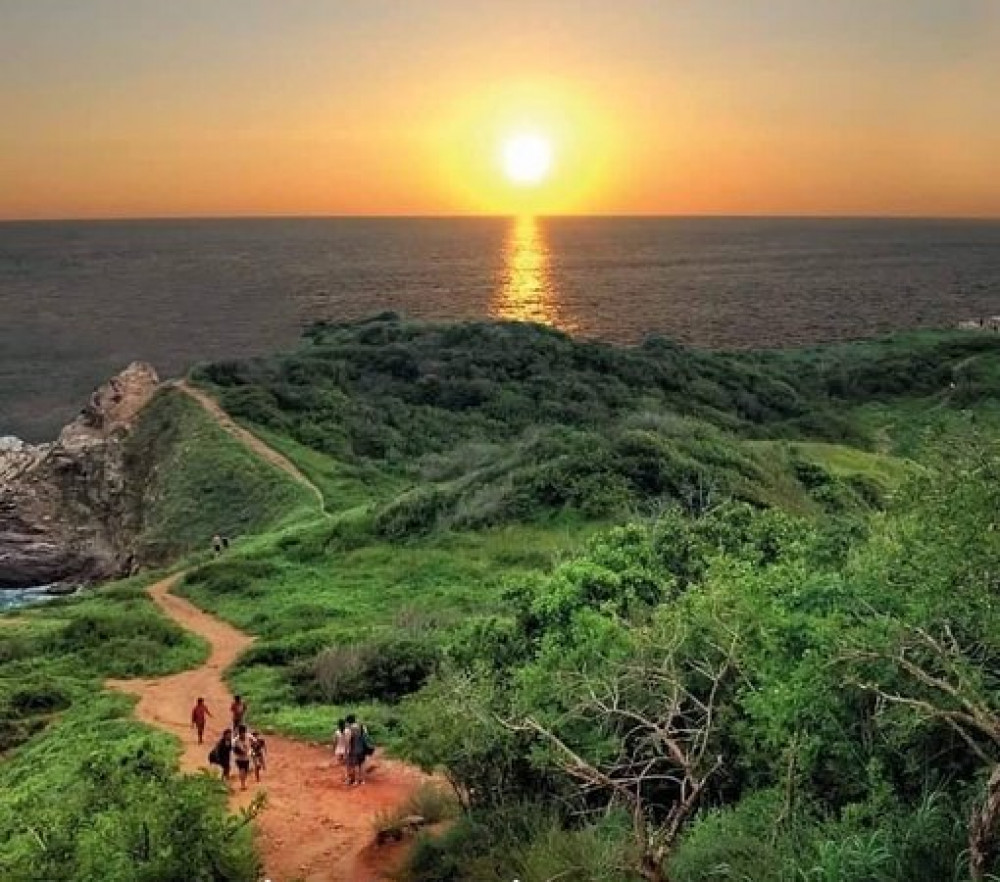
[[848, 398, 1000, 458], [0, 573, 241, 880], [246, 423, 408, 513], [752, 440, 915, 496], [174, 520, 597, 740], [125, 388, 319, 563], [373, 782, 460, 841]]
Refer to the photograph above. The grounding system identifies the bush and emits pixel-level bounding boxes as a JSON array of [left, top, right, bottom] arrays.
[[376, 487, 454, 539], [306, 636, 440, 704], [8, 681, 72, 715], [374, 783, 460, 841]]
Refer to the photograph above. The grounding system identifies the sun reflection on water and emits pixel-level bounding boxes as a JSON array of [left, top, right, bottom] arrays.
[[492, 215, 564, 328]]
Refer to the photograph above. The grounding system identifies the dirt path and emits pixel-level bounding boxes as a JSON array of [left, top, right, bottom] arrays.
[[174, 380, 328, 514], [109, 574, 427, 881]]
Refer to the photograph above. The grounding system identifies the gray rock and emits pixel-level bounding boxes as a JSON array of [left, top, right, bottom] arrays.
[[0, 363, 160, 589]]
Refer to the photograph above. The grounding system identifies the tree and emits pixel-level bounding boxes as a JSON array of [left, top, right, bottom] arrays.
[[509, 626, 738, 882], [851, 622, 1000, 882]]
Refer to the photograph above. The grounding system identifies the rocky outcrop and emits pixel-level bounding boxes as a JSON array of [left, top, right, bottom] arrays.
[[0, 363, 160, 589]]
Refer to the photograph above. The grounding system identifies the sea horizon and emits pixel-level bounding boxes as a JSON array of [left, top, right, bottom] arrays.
[[3, 215, 998, 441], [4, 212, 1000, 224]]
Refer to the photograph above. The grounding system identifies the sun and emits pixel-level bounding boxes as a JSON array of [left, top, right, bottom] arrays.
[[501, 133, 553, 186]]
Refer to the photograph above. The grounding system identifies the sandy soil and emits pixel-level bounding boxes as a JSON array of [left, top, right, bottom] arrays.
[[109, 575, 428, 881]]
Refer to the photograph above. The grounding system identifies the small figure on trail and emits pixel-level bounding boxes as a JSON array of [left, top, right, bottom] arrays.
[[221, 535, 230, 550], [359, 722, 375, 771], [191, 697, 212, 744], [233, 724, 252, 791], [345, 714, 374, 786], [250, 730, 267, 783], [209, 728, 233, 783], [212, 534, 223, 555], [333, 718, 349, 781], [231, 694, 247, 728]]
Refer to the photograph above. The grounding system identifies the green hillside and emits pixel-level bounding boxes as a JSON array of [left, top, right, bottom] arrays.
[[4, 316, 1000, 882], [125, 387, 320, 563]]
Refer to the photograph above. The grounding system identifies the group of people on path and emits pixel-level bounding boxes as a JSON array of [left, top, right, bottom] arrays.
[[192, 694, 376, 791], [333, 715, 375, 786], [192, 694, 268, 791]]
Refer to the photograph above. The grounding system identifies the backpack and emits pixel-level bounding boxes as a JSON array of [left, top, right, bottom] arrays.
[[208, 745, 220, 766], [362, 729, 376, 757]]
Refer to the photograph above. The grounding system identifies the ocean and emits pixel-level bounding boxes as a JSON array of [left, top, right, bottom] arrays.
[[1, 216, 998, 442]]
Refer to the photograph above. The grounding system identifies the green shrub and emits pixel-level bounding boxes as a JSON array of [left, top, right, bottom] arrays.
[[376, 487, 454, 539], [305, 636, 440, 704], [8, 680, 72, 715]]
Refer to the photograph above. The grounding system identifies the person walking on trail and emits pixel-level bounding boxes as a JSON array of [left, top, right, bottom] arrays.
[[250, 730, 267, 783], [212, 534, 223, 555], [358, 721, 375, 777], [191, 697, 212, 744], [233, 725, 252, 791], [209, 729, 233, 783], [230, 694, 247, 729], [333, 718, 349, 781], [345, 714, 372, 786]]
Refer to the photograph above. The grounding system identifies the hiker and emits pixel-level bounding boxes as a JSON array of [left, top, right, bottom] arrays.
[[250, 730, 267, 783], [230, 694, 247, 728], [221, 535, 230, 550], [212, 534, 223, 555], [333, 718, 349, 781], [345, 714, 373, 786], [233, 725, 252, 791], [209, 729, 233, 783], [190, 697, 212, 744], [359, 721, 375, 774]]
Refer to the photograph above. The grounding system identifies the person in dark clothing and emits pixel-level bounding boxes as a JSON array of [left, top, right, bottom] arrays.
[[345, 714, 370, 786], [210, 729, 233, 783]]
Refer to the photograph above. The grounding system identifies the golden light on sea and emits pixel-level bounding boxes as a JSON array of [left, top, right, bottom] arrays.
[[492, 215, 567, 328]]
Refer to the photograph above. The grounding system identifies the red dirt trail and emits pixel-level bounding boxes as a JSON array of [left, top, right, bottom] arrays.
[[108, 574, 428, 882]]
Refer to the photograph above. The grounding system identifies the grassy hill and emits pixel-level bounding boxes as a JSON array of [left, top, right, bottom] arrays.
[[4, 316, 1000, 882], [125, 387, 320, 563]]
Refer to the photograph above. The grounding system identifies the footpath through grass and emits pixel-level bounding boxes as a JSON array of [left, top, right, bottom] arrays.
[[177, 519, 598, 741], [0, 577, 259, 882]]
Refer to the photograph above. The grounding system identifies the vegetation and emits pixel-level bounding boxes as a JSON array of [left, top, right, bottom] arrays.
[[5, 315, 1000, 881], [125, 388, 318, 563], [0, 579, 260, 881]]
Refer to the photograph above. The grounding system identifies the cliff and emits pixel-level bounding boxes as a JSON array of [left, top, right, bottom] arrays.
[[0, 363, 160, 588]]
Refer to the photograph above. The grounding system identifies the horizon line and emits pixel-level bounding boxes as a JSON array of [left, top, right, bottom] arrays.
[[2, 210, 999, 224]]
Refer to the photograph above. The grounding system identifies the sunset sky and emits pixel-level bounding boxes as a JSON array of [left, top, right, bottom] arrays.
[[2, 0, 998, 220]]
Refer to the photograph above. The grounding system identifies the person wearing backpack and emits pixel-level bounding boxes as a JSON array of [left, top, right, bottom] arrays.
[[208, 729, 233, 783], [345, 714, 366, 786], [360, 724, 376, 765]]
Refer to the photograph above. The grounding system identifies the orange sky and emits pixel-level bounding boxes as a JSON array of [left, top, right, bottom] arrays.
[[1, 0, 998, 219]]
